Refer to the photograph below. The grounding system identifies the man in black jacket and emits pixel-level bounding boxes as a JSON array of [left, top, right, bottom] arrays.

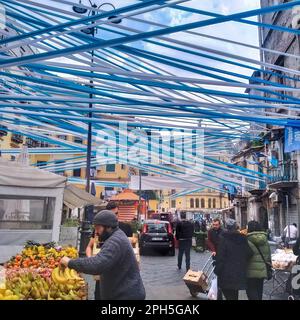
[[61, 210, 145, 300], [207, 218, 223, 256], [214, 219, 253, 300], [176, 212, 194, 271]]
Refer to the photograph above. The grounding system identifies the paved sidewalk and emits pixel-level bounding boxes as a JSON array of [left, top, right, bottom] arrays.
[[85, 249, 289, 300]]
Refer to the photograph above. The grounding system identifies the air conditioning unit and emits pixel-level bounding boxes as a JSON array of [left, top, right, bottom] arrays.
[[269, 192, 279, 202], [292, 6, 300, 29]]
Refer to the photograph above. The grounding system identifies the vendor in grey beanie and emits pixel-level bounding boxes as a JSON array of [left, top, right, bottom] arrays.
[[60, 209, 146, 300]]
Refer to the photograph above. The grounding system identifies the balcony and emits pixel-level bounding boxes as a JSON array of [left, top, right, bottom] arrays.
[[26, 138, 39, 148], [26, 138, 49, 148], [247, 180, 267, 196], [267, 160, 298, 189]]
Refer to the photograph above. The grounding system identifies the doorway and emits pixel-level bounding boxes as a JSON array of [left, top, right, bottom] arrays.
[[258, 206, 268, 230]]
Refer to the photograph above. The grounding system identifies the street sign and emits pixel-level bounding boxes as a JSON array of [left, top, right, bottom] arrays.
[[285, 127, 300, 152]]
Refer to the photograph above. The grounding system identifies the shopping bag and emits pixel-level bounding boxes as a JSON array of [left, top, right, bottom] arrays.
[[207, 277, 218, 300]]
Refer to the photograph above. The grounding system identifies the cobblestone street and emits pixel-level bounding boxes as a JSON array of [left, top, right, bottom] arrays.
[[140, 249, 210, 300], [86, 249, 289, 300]]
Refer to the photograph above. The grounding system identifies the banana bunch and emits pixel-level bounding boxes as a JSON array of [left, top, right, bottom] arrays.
[[51, 267, 83, 286], [0, 289, 20, 300], [61, 247, 78, 259]]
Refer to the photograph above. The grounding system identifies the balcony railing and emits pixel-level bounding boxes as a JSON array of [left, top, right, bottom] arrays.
[[26, 138, 49, 148], [267, 160, 298, 184]]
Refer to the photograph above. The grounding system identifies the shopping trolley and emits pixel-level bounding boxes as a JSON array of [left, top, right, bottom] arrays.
[[183, 255, 216, 298]]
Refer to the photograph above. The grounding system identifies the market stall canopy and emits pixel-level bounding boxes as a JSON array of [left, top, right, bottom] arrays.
[[0, 159, 66, 188], [110, 189, 142, 201], [63, 184, 104, 210]]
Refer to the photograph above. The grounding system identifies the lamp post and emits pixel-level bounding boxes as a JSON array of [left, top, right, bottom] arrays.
[[73, 0, 122, 256]]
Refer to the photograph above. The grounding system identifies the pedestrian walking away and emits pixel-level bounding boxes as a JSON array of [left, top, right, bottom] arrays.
[[176, 212, 194, 272], [60, 210, 146, 300], [214, 219, 253, 300], [246, 221, 271, 300]]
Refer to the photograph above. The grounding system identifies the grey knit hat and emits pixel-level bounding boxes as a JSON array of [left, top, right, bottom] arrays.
[[93, 210, 118, 228]]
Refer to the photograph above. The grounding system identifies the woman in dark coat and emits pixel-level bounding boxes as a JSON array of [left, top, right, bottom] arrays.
[[294, 237, 300, 257], [215, 219, 253, 300]]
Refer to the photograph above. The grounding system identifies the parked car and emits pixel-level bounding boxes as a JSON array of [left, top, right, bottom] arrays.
[[139, 220, 175, 256]]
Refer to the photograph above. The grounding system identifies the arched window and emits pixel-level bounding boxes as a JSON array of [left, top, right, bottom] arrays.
[[213, 198, 216, 208], [208, 198, 212, 208], [201, 198, 205, 208], [190, 198, 194, 208], [195, 198, 200, 208]]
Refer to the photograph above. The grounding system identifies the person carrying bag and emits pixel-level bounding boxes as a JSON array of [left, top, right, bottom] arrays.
[[246, 221, 272, 300]]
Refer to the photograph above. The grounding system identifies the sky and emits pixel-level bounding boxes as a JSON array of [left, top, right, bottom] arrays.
[[35, 1, 262, 75], [104, 0, 262, 82]]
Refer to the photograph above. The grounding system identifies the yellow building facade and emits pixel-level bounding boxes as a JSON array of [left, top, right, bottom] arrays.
[[160, 189, 229, 213], [0, 133, 228, 213]]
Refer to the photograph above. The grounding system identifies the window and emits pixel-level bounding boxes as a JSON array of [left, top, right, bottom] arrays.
[[190, 198, 194, 208], [171, 199, 176, 208], [73, 168, 81, 177], [121, 164, 126, 170], [208, 198, 212, 208], [195, 198, 199, 208], [213, 198, 216, 209], [201, 198, 205, 208], [106, 164, 115, 172], [0, 197, 55, 231], [36, 161, 46, 168], [147, 223, 167, 233], [57, 135, 67, 140], [55, 160, 65, 175], [74, 137, 83, 144]]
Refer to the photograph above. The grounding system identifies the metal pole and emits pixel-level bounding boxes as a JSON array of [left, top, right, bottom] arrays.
[[79, 4, 96, 256], [286, 195, 291, 244], [85, 5, 96, 193], [138, 170, 142, 221]]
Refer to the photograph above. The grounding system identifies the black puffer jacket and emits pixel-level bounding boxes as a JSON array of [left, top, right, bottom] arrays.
[[215, 232, 253, 290], [294, 238, 300, 261], [175, 220, 194, 240], [69, 228, 145, 300]]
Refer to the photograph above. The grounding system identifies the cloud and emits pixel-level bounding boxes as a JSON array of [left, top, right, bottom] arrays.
[[139, 0, 261, 84]]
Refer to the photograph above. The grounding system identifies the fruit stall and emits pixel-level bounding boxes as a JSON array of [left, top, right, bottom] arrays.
[[0, 159, 66, 263], [0, 241, 87, 300]]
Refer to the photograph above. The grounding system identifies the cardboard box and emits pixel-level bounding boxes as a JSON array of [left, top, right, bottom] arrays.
[[183, 270, 208, 290]]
